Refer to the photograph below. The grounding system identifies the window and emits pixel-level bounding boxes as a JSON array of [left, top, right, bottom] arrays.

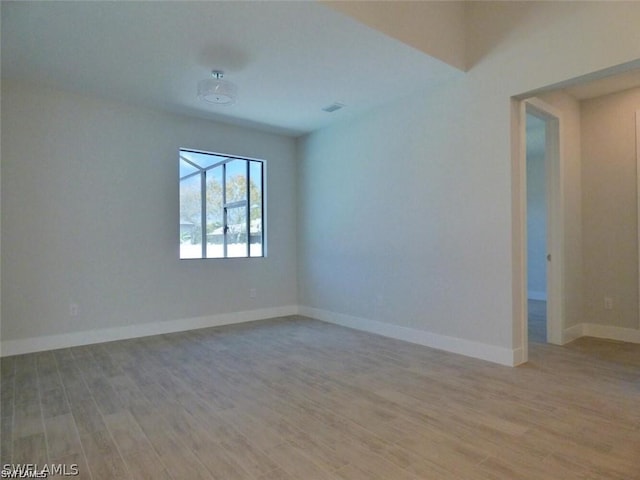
[[179, 149, 264, 259]]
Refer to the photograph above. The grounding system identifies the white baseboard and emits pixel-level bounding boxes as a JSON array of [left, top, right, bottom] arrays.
[[8, 306, 636, 363], [299, 306, 518, 367], [511, 347, 526, 366], [0, 305, 299, 357], [561, 322, 640, 345], [527, 290, 547, 301], [562, 323, 584, 344], [582, 323, 640, 344]]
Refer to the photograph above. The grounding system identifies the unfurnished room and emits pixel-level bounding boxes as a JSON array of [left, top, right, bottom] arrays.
[[1, 1, 640, 479]]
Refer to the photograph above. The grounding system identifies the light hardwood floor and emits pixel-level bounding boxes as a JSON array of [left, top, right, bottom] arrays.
[[1, 316, 639, 479], [528, 299, 547, 344]]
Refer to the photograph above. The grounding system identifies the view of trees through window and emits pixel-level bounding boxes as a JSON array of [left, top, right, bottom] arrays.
[[179, 149, 264, 259]]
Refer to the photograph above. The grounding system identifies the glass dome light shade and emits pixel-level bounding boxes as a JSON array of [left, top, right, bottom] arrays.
[[197, 77, 237, 105]]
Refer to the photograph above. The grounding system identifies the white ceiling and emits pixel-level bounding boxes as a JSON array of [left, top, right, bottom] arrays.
[[563, 68, 640, 100], [1, 1, 462, 137]]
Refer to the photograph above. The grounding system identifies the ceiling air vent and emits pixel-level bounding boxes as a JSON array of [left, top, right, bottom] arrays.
[[322, 102, 345, 113]]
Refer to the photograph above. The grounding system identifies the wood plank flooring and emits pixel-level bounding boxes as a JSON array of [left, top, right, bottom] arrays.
[[528, 299, 547, 344], [1, 315, 639, 479]]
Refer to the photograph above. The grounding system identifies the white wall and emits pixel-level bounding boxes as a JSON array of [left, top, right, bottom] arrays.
[[298, 1, 640, 364], [526, 114, 546, 300], [580, 87, 640, 331], [1, 81, 298, 351]]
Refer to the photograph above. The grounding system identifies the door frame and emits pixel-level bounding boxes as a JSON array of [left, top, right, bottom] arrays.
[[516, 97, 565, 363], [637, 110, 640, 330]]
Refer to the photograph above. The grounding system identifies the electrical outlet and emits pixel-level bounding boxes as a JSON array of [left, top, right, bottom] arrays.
[[249, 288, 257, 299], [604, 297, 613, 310], [70, 303, 79, 316]]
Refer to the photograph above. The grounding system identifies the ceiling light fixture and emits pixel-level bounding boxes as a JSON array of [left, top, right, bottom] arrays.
[[197, 70, 237, 105], [322, 102, 345, 113]]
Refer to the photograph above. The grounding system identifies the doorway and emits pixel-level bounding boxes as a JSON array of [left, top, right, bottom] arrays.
[[526, 111, 548, 343], [521, 98, 564, 357]]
